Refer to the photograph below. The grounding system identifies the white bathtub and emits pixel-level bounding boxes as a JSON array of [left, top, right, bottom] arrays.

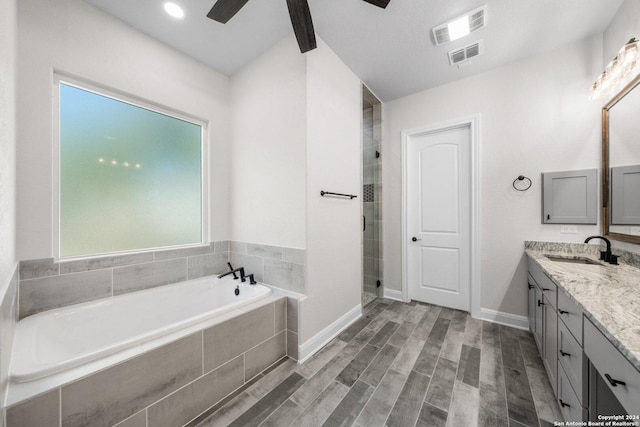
[[10, 275, 272, 383]]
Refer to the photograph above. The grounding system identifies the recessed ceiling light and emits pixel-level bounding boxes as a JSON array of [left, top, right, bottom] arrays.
[[164, 2, 185, 19], [447, 16, 471, 42]]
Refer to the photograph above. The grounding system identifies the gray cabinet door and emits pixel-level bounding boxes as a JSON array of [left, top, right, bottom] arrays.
[[543, 293, 558, 395], [610, 165, 640, 225], [534, 286, 544, 353], [542, 169, 597, 224], [528, 275, 536, 336]]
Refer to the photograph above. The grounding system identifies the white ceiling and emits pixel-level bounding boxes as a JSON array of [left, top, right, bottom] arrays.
[[85, 0, 623, 101]]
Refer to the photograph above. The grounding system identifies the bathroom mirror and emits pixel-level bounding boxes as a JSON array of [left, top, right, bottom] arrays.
[[602, 72, 640, 244]]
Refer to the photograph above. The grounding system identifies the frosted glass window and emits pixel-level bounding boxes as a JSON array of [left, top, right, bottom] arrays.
[[59, 83, 203, 257]]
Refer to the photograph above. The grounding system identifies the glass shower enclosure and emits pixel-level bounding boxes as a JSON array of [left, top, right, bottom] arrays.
[[362, 86, 382, 307]]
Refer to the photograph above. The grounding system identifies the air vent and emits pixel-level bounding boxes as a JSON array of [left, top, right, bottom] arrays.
[[432, 5, 487, 46], [448, 40, 484, 66], [433, 27, 450, 45], [469, 8, 485, 32]]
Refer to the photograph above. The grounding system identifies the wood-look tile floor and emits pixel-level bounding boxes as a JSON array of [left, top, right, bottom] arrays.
[[193, 298, 562, 427]]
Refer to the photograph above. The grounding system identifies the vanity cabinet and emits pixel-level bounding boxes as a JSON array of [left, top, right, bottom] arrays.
[[527, 254, 639, 423], [528, 257, 587, 418]]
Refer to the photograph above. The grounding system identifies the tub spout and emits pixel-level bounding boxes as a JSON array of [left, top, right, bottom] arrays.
[[218, 266, 246, 282], [223, 262, 238, 279]]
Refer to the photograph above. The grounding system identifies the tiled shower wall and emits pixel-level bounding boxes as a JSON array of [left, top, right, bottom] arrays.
[[18, 242, 231, 319], [5, 298, 292, 427], [363, 104, 383, 297]]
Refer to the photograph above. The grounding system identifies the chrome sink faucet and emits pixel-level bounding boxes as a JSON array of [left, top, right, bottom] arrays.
[[584, 236, 618, 265]]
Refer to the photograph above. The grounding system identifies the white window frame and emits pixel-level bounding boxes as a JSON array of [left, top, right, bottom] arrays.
[[52, 74, 210, 260]]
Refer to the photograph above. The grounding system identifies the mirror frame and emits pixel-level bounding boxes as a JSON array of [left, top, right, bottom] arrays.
[[601, 72, 640, 244]]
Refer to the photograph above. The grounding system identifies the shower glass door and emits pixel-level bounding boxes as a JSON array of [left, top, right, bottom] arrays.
[[362, 86, 382, 306]]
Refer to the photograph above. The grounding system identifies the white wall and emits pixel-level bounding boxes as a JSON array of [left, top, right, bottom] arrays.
[[603, 0, 640, 62], [230, 34, 307, 249], [16, 0, 232, 260], [0, 0, 17, 418], [384, 36, 604, 317], [229, 34, 362, 345], [302, 38, 362, 343], [0, 0, 17, 288]]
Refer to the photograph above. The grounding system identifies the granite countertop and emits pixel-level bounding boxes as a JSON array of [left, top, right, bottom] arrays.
[[525, 243, 640, 372]]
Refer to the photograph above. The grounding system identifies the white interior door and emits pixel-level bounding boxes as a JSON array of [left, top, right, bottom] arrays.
[[406, 124, 471, 311]]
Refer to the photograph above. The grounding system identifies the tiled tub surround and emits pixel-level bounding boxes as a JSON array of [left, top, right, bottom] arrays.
[[18, 241, 230, 318], [230, 242, 305, 294], [525, 241, 640, 371], [11, 276, 272, 382], [5, 295, 294, 427]]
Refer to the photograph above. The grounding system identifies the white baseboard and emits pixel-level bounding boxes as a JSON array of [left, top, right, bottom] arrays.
[[297, 304, 362, 363], [480, 308, 529, 330], [383, 288, 404, 301]]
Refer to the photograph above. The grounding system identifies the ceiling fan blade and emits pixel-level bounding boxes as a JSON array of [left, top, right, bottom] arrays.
[[286, 0, 317, 53], [362, 0, 390, 8], [207, 0, 251, 23]]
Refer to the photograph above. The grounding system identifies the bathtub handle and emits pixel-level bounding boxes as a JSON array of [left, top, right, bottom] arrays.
[[226, 262, 238, 279]]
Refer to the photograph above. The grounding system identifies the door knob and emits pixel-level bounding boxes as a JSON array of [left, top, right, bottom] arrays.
[[411, 237, 421, 242]]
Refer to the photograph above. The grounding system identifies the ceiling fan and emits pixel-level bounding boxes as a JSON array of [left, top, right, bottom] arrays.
[[206, 0, 391, 54]]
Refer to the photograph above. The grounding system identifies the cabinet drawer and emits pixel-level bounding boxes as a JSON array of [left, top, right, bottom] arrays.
[[557, 290, 583, 345], [558, 364, 587, 422], [527, 257, 557, 310], [558, 320, 585, 405], [584, 318, 640, 414]]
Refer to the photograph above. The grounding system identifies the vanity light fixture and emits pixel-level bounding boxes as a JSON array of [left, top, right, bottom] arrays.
[[164, 2, 185, 19], [432, 5, 487, 46], [591, 38, 639, 99]]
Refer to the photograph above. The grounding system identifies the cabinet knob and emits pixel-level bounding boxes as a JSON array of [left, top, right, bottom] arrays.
[[411, 237, 421, 242], [604, 373, 626, 387], [559, 399, 571, 408]]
